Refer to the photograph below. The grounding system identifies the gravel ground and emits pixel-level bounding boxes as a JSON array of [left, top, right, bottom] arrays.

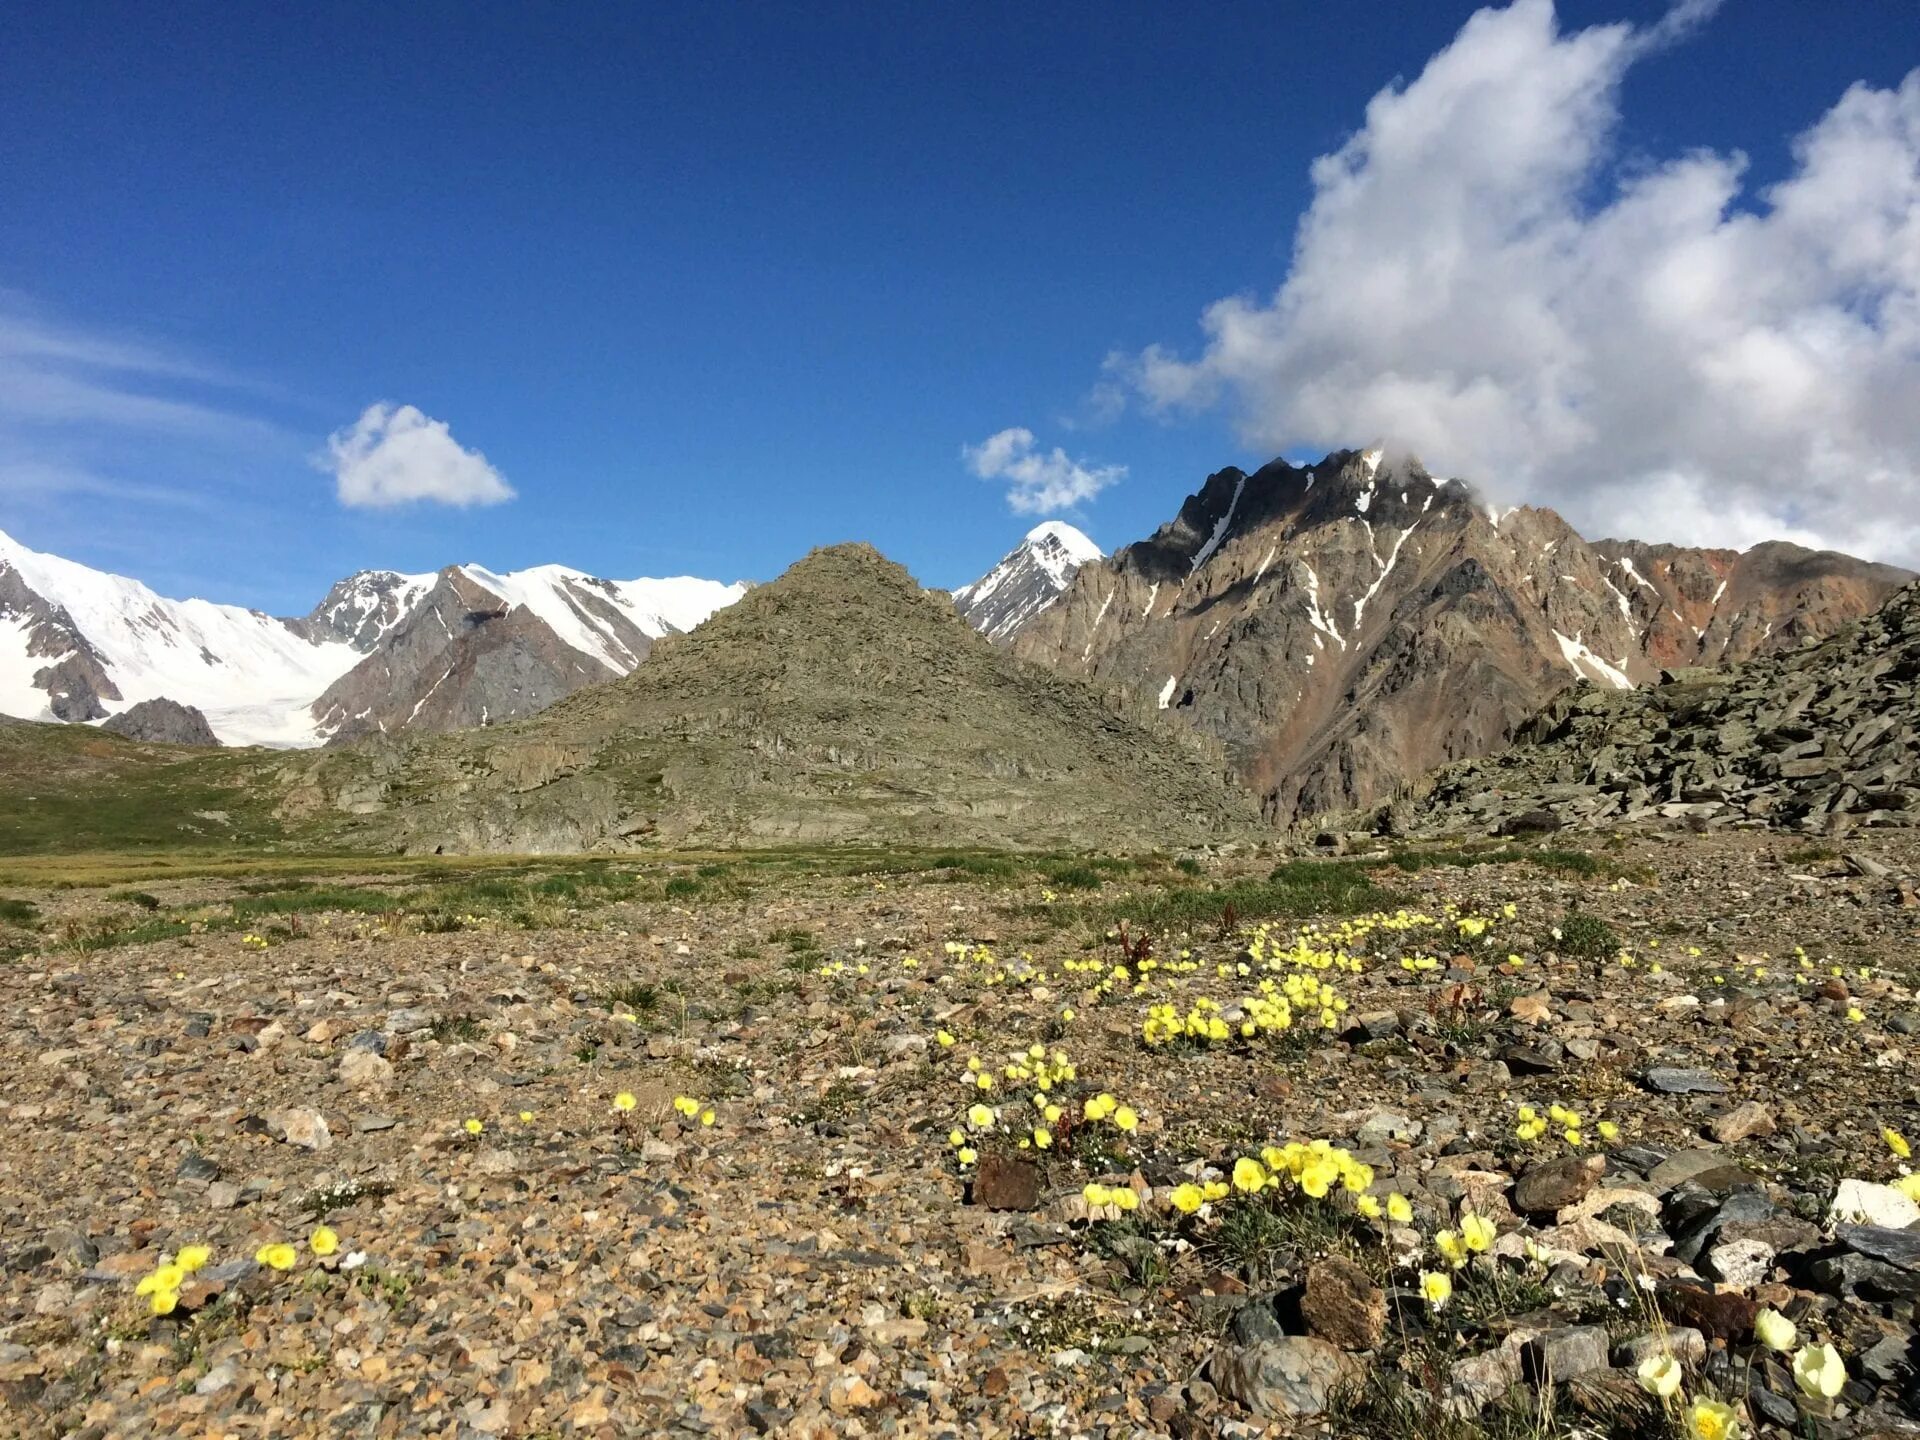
[[1, 831, 1917, 1438]]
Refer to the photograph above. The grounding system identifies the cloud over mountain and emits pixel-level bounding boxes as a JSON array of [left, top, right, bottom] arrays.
[[326, 402, 516, 510], [964, 427, 1124, 515], [1121, 0, 1920, 562]]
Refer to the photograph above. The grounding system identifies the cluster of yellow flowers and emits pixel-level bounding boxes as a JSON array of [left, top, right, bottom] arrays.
[[240, 933, 270, 951], [1141, 971, 1348, 1048], [1227, 1140, 1376, 1201], [1081, 1091, 1139, 1132], [1513, 1101, 1619, 1148], [1081, 1182, 1140, 1212], [1634, 1305, 1849, 1439], [134, 1243, 213, 1316], [672, 1094, 717, 1126], [134, 1227, 339, 1317]]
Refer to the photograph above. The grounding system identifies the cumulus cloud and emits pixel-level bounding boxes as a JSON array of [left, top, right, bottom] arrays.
[[326, 402, 515, 509], [1121, 0, 1920, 563], [964, 427, 1124, 514]]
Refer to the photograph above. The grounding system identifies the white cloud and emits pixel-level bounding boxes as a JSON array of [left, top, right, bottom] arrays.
[[963, 426, 1124, 514], [1122, 0, 1920, 564], [326, 402, 515, 509]]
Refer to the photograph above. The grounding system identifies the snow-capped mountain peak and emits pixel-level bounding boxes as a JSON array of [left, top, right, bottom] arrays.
[[0, 527, 747, 748], [954, 521, 1104, 643]]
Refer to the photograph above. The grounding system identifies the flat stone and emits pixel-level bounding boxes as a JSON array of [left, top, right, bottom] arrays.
[[1512, 1154, 1604, 1216], [1644, 1068, 1728, 1095], [1446, 1348, 1521, 1418], [1830, 1179, 1920, 1229], [1212, 1337, 1353, 1421], [1523, 1326, 1610, 1384], [266, 1107, 332, 1151], [1613, 1327, 1707, 1368], [1707, 1101, 1775, 1144], [1647, 1149, 1728, 1194], [1837, 1223, 1920, 1273], [1300, 1257, 1386, 1351], [970, 1153, 1040, 1211]]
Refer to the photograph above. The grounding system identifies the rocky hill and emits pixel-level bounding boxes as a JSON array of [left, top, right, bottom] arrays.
[[0, 527, 744, 746], [1010, 451, 1908, 823], [1361, 580, 1920, 840], [277, 544, 1257, 852]]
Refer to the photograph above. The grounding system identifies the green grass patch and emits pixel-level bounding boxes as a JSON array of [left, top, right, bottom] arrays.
[[0, 897, 38, 926], [1089, 860, 1406, 934]]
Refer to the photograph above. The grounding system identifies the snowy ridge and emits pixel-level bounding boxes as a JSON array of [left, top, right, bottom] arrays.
[[0, 526, 363, 745], [0, 526, 745, 747], [458, 564, 746, 674], [954, 521, 1102, 643]]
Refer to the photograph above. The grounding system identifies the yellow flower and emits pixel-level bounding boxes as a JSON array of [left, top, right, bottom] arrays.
[[309, 1226, 340, 1257], [519, 1110, 534, 1124], [1042, 1103, 1062, 1124], [1791, 1342, 1845, 1399], [1083, 1182, 1112, 1208], [1459, 1213, 1496, 1253], [956, 1146, 976, 1165], [1112, 1105, 1139, 1134], [1385, 1193, 1413, 1224], [672, 1095, 700, 1116], [1597, 1121, 1621, 1142], [1636, 1353, 1682, 1398], [1084, 1093, 1117, 1122], [1419, 1271, 1452, 1310], [463, 1118, 483, 1135], [174, 1245, 211, 1273], [1434, 1229, 1468, 1268], [1754, 1308, 1797, 1352], [1112, 1186, 1139, 1212], [1231, 1157, 1268, 1193], [136, 1265, 185, 1297], [936, 1030, 956, 1047], [1684, 1398, 1740, 1440], [612, 1091, 637, 1113], [1846, 1006, 1865, 1023], [700, 1109, 716, 1126], [967, 1103, 994, 1129], [1169, 1183, 1205, 1214], [149, 1287, 179, 1316], [1032, 1127, 1052, 1149], [1897, 1173, 1920, 1203], [1885, 1127, 1912, 1160], [1356, 1195, 1382, 1220], [254, 1243, 297, 1272]]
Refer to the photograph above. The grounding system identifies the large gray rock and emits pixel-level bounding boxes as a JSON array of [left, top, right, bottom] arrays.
[[100, 698, 220, 747], [1212, 1336, 1354, 1419]]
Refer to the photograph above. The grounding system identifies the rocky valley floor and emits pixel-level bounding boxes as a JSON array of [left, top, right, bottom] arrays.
[[0, 834, 1917, 1439]]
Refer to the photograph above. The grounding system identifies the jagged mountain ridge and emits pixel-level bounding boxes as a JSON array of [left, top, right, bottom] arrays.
[[952, 521, 1101, 642], [1382, 579, 1920, 839], [275, 543, 1256, 852], [1007, 451, 1910, 822], [0, 527, 745, 747]]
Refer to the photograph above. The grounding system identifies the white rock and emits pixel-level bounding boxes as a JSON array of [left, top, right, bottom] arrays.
[[1829, 1178, 1920, 1229]]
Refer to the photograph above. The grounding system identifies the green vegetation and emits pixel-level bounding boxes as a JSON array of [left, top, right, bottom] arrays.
[[1554, 910, 1621, 959]]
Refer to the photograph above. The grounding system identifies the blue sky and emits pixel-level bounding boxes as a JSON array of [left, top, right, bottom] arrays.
[[2, 1, 1916, 611]]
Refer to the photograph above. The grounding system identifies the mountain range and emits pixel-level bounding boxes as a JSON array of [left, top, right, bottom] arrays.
[[3, 447, 1910, 841], [0, 526, 745, 747], [1001, 451, 1910, 822]]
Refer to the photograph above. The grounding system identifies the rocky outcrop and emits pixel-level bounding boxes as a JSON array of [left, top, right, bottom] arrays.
[[100, 698, 221, 747], [1370, 581, 1920, 838], [280, 544, 1257, 853], [1010, 451, 1908, 823], [310, 569, 617, 745]]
